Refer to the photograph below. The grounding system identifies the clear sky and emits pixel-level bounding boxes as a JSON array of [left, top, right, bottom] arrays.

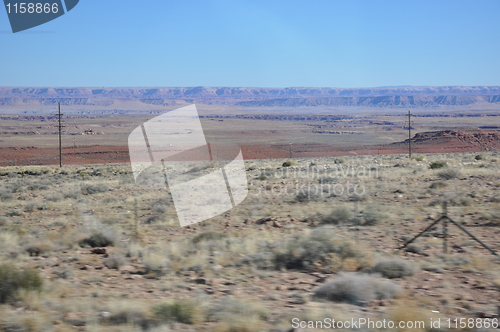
[[1, 0, 500, 88]]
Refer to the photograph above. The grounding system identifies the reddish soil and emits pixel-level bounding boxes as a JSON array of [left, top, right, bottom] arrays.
[[0, 129, 498, 166], [0, 145, 131, 166]]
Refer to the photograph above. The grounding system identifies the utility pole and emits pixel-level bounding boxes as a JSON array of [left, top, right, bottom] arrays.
[[289, 142, 292, 159], [55, 103, 64, 167], [407, 110, 412, 158]]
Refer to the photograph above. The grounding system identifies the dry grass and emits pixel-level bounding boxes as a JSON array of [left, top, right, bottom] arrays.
[[0, 151, 499, 331]]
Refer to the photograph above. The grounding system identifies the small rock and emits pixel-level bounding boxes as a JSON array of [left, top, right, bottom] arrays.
[[195, 278, 207, 284], [289, 298, 306, 305], [91, 248, 107, 255], [80, 265, 94, 271], [119, 265, 137, 274], [453, 307, 468, 314], [124, 275, 143, 280], [119, 265, 146, 275], [476, 311, 496, 318], [99, 311, 110, 320], [63, 313, 86, 327], [207, 278, 223, 286], [272, 220, 282, 228], [255, 217, 273, 225]]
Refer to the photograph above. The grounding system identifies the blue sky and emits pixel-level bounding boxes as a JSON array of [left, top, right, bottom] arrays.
[[1, 0, 500, 87]]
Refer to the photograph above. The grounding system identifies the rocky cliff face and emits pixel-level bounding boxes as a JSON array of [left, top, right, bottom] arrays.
[[236, 95, 500, 107], [1, 86, 500, 107]]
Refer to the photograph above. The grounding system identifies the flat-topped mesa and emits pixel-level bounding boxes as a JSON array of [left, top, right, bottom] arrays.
[[0, 86, 500, 100], [404, 129, 500, 149]]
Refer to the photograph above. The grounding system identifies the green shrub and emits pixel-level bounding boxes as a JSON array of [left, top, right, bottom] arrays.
[[151, 202, 169, 214], [358, 210, 386, 226], [24, 169, 43, 176], [45, 193, 63, 202], [0, 263, 43, 303], [475, 154, 484, 161], [429, 181, 448, 189], [186, 164, 211, 174], [153, 300, 201, 324], [24, 202, 38, 213], [79, 229, 115, 247], [351, 193, 369, 202], [429, 195, 473, 207], [322, 206, 352, 225], [437, 168, 462, 180], [6, 180, 27, 193], [24, 239, 55, 256], [282, 160, 297, 167], [0, 189, 13, 202], [334, 158, 346, 164], [206, 297, 266, 329], [0, 217, 8, 226], [6, 209, 24, 217], [429, 161, 447, 169], [313, 273, 401, 305], [412, 155, 426, 161], [145, 214, 163, 224], [317, 176, 336, 184], [104, 255, 126, 269], [0, 311, 51, 331], [371, 257, 418, 278], [405, 243, 423, 254], [273, 228, 372, 272], [105, 304, 153, 329], [421, 263, 444, 273], [63, 190, 80, 199], [80, 183, 109, 195], [192, 231, 227, 244], [143, 253, 169, 275], [295, 186, 322, 202], [27, 180, 52, 190]]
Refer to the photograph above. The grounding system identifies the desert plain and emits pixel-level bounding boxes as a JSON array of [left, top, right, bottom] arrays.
[[0, 86, 499, 331]]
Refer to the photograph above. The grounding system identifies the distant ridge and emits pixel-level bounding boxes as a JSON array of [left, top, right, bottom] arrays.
[[236, 95, 500, 107], [1, 86, 500, 107]]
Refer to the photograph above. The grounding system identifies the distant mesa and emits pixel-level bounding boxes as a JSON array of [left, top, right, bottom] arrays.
[[1, 86, 500, 108]]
